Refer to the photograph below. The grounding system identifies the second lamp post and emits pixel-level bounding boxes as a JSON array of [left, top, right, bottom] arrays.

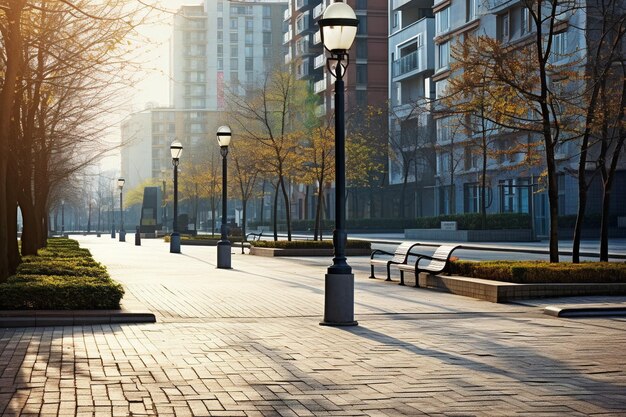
[[117, 178, 125, 242], [318, 1, 359, 326], [216, 126, 232, 269], [170, 139, 183, 253]]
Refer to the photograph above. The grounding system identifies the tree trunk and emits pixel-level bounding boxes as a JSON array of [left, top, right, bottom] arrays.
[[272, 180, 279, 241], [280, 176, 292, 241]]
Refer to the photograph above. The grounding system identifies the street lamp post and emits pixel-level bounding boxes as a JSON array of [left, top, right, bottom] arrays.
[[216, 126, 232, 269], [170, 139, 183, 253], [318, 1, 358, 326], [161, 168, 167, 231], [61, 200, 65, 236], [118, 178, 125, 242]]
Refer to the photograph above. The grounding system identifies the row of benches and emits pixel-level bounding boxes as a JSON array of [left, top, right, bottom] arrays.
[[370, 242, 459, 287]]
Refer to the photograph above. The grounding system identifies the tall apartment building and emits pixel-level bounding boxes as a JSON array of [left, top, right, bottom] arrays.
[[388, 0, 436, 217], [284, 0, 389, 219], [389, 0, 625, 234], [171, 1, 287, 111]]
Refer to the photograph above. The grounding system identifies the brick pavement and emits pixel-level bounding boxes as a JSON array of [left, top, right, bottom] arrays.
[[0, 236, 625, 416]]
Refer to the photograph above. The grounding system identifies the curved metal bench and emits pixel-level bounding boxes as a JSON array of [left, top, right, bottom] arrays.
[[397, 244, 460, 287], [370, 241, 422, 281]]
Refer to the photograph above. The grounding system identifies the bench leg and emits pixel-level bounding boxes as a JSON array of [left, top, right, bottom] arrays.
[[414, 270, 420, 288], [399, 270, 405, 286], [369, 265, 376, 279], [385, 264, 392, 281]]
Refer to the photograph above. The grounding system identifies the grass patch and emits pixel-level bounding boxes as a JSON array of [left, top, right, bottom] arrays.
[[449, 260, 626, 284], [251, 240, 371, 250], [0, 238, 124, 310]]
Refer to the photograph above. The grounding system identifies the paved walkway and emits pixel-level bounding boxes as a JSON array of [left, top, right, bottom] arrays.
[[0, 236, 625, 416]]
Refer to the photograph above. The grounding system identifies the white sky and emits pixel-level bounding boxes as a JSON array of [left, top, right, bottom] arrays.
[[99, 0, 203, 173]]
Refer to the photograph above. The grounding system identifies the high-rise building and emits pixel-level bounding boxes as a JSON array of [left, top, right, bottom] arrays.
[[388, 0, 436, 217], [390, 0, 626, 233], [171, 1, 288, 111]]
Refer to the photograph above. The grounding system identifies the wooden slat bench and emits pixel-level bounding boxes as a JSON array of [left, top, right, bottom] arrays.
[[397, 244, 460, 287], [369, 241, 422, 281]]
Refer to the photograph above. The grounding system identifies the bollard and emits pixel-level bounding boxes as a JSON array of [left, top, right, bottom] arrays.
[[111, 224, 116, 239], [135, 226, 141, 246]]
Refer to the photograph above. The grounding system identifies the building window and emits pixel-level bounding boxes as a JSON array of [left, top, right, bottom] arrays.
[[245, 58, 253, 71], [435, 7, 450, 34], [437, 41, 450, 69], [436, 118, 452, 143], [463, 183, 481, 213], [230, 58, 238, 69], [357, 17, 367, 35], [466, 0, 477, 21], [552, 30, 568, 61], [230, 45, 238, 56], [521, 7, 531, 35], [245, 33, 253, 45], [438, 152, 451, 175], [263, 5, 271, 17], [217, 31, 223, 41], [230, 32, 238, 43], [356, 0, 367, 9], [393, 12, 399, 28], [497, 12, 510, 42], [217, 18, 223, 30], [436, 79, 449, 99], [356, 39, 368, 58], [230, 18, 238, 29], [296, 13, 309, 34], [217, 59, 223, 70], [245, 18, 253, 31], [356, 90, 367, 105], [356, 65, 367, 84], [463, 147, 479, 170], [245, 46, 253, 57], [263, 32, 272, 45], [263, 18, 272, 31], [217, 45, 223, 56]]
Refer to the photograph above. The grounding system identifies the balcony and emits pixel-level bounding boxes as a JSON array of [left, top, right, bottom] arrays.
[[284, 7, 291, 21], [393, 50, 426, 78], [315, 104, 326, 117], [313, 3, 324, 19], [283, 30, 292, 44], [313, 30, 321, 45], [389, 17, 435, 81], [314, 53, 325, 69], [314, 78, 326, 93], [285, 51, 292, 64]]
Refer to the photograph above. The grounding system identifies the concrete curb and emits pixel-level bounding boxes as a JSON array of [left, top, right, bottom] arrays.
[[0, 310, 156, 328], [543, 306, 626, 317]]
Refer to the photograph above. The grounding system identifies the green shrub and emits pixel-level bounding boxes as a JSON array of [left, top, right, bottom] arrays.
[[0, 277, 124, 310], [251, 240, 371, 249], [449, 260, 626, 283], [0, 238, 124, 310], [17, 261, 108, 279]]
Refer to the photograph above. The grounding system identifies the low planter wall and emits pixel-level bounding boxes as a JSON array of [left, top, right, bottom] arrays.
[[404, 228, 534, 242], [250, 247, 371, 257]]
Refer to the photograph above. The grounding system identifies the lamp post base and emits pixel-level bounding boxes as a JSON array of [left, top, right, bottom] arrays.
[[170, 232, 181, 253], [111, 225, 115, 239], [119, 230, 126, 242], [217, 240, 231, 269], [320, 273, 357, 326]]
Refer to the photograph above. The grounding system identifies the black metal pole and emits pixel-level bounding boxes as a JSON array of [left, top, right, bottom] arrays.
[[162, 179, 167, 230], [328, 67, 351, 276], [119, 189, 125, 242], [173, 163, 179, 233], [217, 146, 231, 268], [61, 203, 65, 235], [221, 151, 228, 240]]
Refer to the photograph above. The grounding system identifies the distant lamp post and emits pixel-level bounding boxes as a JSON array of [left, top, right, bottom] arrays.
[[170, 139, 183, 253], [117, 178, 125, 242], [318, 1, 358, 326], [61, 200, 65, 236], [216, 125, 232, 269], [161, 168, 167, 231]]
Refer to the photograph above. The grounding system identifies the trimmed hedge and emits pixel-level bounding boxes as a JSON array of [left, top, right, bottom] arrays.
[[248, 213, 531, 232], [0, 238, 124, 310], [163, 234, 238, 242], [449, 260, 626, 284], [251, 240, 371, 250]]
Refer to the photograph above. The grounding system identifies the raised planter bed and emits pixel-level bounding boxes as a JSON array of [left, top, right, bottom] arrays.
[[250, 247, 371, 257], [404, 228, 534, 242]]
